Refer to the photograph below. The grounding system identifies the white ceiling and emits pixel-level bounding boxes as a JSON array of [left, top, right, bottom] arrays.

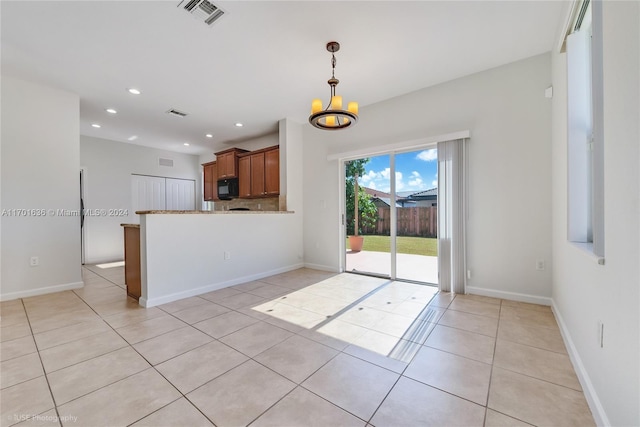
[[1, 1, 566, 155]]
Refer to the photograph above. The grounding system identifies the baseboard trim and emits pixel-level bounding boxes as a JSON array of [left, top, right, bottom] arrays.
[[466, 286, 552, 306], [551, 300, 610, 427], [141, 263, 305, 308], [0, 281, 84, 301], [303, 262, 340, 273]]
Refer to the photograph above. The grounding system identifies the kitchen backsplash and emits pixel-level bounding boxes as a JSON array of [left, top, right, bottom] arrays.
[[214, 196, 279, 212]]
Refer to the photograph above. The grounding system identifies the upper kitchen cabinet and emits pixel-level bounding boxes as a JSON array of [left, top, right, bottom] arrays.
[[202, 161, 218, 201], [215, 148, 249, 179], [264, 147, 279, 196], [238, 155, 251, 198], [238, 146, 279, 198]]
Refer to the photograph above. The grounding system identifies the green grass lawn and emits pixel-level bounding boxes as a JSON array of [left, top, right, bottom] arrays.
[[348, 235, 437, 256]]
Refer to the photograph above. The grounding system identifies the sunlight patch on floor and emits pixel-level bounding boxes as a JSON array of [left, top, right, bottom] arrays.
[[95, 261, 125, 269], [252, 274, 438, 362]]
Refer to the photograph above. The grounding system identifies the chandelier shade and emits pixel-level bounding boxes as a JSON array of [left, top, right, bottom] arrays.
[[309, 42, 358, 130]]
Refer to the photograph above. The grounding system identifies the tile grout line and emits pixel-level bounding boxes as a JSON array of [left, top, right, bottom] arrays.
[[81, 267, 124, 287], [9, 269, 585, 426], [388, 295, 498, 413], [181, 278, 425, 425], [482, 297, 502, 426], [17, 298, 63, 427], [75, 268, 217, 426], [287, 291, 441, 425], [37, 270, 189, 424], [9, 272, 365, 424], [484, 301, 538, 426], [137, 271, 349, 426]]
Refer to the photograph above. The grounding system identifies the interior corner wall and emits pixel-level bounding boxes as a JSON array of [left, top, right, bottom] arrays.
[[279, 119, 304, 214], [1, 76, 82, 300], [80, 135, 201, 264], [550, 2, 639, 426], [302, 53, 553, 299]]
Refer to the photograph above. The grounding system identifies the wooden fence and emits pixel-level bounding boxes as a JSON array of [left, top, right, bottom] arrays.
[[362, 207, 437, 237]]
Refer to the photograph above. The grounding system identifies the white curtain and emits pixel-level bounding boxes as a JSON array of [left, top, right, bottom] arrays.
[[437, 139, 467, 294]]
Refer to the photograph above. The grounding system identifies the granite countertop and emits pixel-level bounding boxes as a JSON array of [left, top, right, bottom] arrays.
[[120, 223, 140, 228], [135, 210, 294, 215]]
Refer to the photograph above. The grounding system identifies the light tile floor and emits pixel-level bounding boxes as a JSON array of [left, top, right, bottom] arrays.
[[0, 266, 595, 426]]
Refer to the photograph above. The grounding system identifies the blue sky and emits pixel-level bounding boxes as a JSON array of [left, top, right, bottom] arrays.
[[358, 148, 438, 194]]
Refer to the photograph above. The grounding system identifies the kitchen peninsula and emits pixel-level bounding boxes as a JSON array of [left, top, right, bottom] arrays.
[[123, 118, 305, 308], [132, 209, 301, 307]]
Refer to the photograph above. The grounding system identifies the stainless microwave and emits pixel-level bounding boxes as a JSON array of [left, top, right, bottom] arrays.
[[217, 178, 239, 200]]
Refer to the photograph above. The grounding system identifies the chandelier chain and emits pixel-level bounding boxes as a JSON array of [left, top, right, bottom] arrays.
[[331, 53, 337, 78]]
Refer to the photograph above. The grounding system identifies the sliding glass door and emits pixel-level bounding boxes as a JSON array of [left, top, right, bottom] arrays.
[[394, 150, 438, 284], [344, 148, 438, 285], [345, 155, 391, 278]]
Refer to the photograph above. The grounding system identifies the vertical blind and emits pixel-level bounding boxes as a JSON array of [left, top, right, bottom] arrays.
[[437, 139, 467, 294]]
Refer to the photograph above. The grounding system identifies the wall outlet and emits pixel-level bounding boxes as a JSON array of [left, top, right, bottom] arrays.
[[223, 251, 231, 260], [257, 203, 261, 210], [536, 259, 545, 270], [30, 256, 39, 267], [466, 270, 471, 279]]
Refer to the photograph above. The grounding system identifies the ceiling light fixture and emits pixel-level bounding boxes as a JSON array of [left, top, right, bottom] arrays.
[[91, 123, 101, 128], [127, 135, 138, 141], [309, 41, 358, 130], [234, 123, 243, 127], [127, 88, 141, 95], [105, 108, 117, 114], [183, 143, 190, 146], [205, 134, 213, 138]]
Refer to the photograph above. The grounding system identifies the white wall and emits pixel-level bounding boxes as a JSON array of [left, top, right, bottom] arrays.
[[550, 2, 639, 426], [1, 76, 82, 300], [80, 135, 200, 264], [279, 119, 304, 214], [140, 212, 302, 307], [302, 54, 553, 301]]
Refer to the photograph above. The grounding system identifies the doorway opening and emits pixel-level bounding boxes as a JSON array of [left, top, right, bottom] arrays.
[[344, 148, 438, 285]]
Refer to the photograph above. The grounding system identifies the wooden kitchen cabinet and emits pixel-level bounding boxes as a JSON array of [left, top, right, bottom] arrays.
[[122, 224, 141, 301], [238, 156, 251, 198], [203, 161, 216, 201], [238, 146, 279, 198], [215, 148, 248, 179], [264, 147, 279, 195]]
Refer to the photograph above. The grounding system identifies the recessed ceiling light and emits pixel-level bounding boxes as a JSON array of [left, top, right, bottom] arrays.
[[91, 123, 101, 128], [105, 108, 117, 114], [234, 122, 243, 127], [127, 135, 138, 141], [205, 134, 213, 138], [183, 143, 190, 146], [127, 88, 141, 95]]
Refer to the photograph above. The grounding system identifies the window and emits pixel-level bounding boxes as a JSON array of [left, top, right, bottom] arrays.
[[566, 0, 605, 260]]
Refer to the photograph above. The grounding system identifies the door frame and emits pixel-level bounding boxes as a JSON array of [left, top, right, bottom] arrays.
[[332, 131, 469, 276], [80, 167, 87, 265]]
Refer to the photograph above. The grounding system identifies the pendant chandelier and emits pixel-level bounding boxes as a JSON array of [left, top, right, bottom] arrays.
[[309, 41, 358, 130]]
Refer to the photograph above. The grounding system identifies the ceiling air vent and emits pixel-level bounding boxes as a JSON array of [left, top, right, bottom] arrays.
[[166, 109, 188, 118], [178, 0, 226, 26], [159, 158, 174, 167]]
